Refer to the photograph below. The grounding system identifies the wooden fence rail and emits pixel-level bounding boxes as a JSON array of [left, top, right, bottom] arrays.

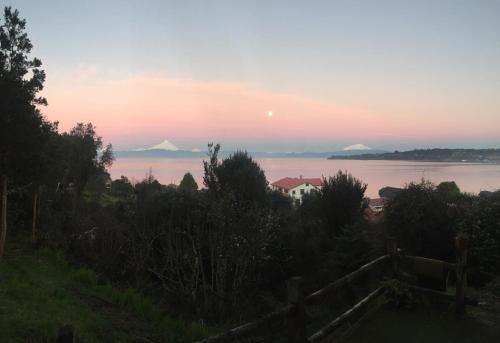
[[306, 254, 390, 304], [196, 304, 295, 343], [308, 287, 385, 343], [195, 237, 470, 343], [195, 253, 391, 343]]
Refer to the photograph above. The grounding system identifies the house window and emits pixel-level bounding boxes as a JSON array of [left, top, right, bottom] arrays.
[[292, 190, 296, 195], [306, 183, 309, 187], [300, 189, 305, 195], [285, 189, 288, 194]]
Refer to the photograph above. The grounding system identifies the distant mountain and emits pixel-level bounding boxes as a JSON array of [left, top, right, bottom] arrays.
[[114, 149, 206, 158], [328, 148, 500, 163], [135, 139, 179, 151], [115, 139, 388, 159], [115, 149, 388, 159], [327, 149, 388, 157], [343, 144, 372, 151], [116, 139, 205, 157]]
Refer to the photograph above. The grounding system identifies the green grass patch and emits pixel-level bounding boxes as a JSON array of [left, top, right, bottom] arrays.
[[0, 241, 212, 342]]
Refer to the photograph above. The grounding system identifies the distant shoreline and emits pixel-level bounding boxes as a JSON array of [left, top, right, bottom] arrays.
[[326, 158, 500, 164], [328, 148, 500, 164]]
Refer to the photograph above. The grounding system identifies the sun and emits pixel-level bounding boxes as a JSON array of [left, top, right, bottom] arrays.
[[267, 111, 273, 117]]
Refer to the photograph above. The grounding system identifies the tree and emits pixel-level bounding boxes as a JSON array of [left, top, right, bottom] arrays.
[[288, 171, 368, 286], [203, 143, 220, 193], [458, 195, 500, 284], [179, 172, 198, 192], [436, 181, 461, 203], [110, 176, 134, 198], [0, 7, 49, 255], [319, 170, 367, 236], [203, 143, 268, 205], [385, 180, 457, 260], [61, 123, 114, 206]]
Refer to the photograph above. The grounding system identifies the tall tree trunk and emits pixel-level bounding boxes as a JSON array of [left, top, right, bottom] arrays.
[[0, 175, 8, 257], [32, 189, 38, 243]]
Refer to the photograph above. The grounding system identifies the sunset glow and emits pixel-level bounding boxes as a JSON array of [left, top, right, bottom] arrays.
[[11, 0, 500, 151]]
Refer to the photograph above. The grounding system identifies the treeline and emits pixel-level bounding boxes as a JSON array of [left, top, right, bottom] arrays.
[[0, 7, 113, 255], [59, 146, 381, 320]]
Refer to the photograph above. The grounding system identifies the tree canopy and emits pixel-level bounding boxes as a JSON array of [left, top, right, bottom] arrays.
[[319, 170, 367, 235], [179, 172, 198, 192], [203, 143, 268, 205], [0, 6, 51, 180]]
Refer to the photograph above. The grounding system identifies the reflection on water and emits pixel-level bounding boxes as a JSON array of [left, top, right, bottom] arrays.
[[110, 157, 500, 197]]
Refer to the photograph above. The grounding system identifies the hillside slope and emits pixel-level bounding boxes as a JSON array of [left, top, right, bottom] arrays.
[[0, 241, 209, 342]]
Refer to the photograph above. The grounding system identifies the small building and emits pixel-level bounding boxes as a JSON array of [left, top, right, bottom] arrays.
[[364, 197, 386, 224], [271, 176, 322, 204], [368, 198, 385, 213]]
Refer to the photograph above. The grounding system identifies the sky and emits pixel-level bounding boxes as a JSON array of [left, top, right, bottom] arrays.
[[8, 0, 500, 152]]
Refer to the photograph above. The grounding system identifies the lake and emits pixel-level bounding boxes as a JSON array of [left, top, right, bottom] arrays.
[[109, 157, 500, 198]]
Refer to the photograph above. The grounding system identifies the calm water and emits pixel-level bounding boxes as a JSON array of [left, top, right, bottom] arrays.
[[110, 157, 500, 198]]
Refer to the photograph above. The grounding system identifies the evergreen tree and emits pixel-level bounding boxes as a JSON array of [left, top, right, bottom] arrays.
[[319, 170, 367, 236], [179, 172, 198, 192], [203, 143, 268, 205]]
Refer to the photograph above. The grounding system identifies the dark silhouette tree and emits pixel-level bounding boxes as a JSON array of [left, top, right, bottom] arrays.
[[385, 180, 457, 260], [0, 7, 50, 254], [110, 176, 134, 197], [179, 172, 198, 192], [203, 142, 221, 193], [436, 181, 461, 203], [59, 123, 114, 209], [319, 170, 367, 236], [203, 143, 268, 205]]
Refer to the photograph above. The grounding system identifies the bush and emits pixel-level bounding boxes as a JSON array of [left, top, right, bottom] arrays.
[[385, 180, 457, 261]]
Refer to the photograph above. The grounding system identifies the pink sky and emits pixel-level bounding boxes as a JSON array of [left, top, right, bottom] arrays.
[[11, 1, 500, 151], [41, 67, 500, 151]]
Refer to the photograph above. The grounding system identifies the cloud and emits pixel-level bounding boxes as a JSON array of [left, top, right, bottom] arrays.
[[75, 64, 98, 81]]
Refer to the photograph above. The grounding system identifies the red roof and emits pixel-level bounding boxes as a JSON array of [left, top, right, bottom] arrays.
[[271, 177, 322, 190]]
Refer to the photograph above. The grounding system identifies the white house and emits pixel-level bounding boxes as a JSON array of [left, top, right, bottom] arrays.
[[368, 198, 385, 213], [271, 176, 323, 204]]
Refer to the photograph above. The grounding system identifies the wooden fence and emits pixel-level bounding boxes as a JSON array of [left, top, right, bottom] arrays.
[[195, 237, 471, 343]]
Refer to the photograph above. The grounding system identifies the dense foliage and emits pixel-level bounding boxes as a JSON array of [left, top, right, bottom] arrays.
[[385, 181, 500, 285]]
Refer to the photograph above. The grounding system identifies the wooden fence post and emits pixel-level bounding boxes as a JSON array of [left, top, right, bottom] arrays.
[[455, 236, 468, 317], [287, 277, 307, 343], [386, 237, 399, 276]]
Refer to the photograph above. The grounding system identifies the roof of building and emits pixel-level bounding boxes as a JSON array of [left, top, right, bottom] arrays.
[[271, 177, 322, 190]]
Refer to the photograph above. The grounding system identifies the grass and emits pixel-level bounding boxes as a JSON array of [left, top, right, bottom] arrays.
[[0, 240, 212, 342]]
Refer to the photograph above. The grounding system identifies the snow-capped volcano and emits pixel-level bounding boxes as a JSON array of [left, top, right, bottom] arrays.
[[135, 139, 179, 151], [343, 144, 372, 151]]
